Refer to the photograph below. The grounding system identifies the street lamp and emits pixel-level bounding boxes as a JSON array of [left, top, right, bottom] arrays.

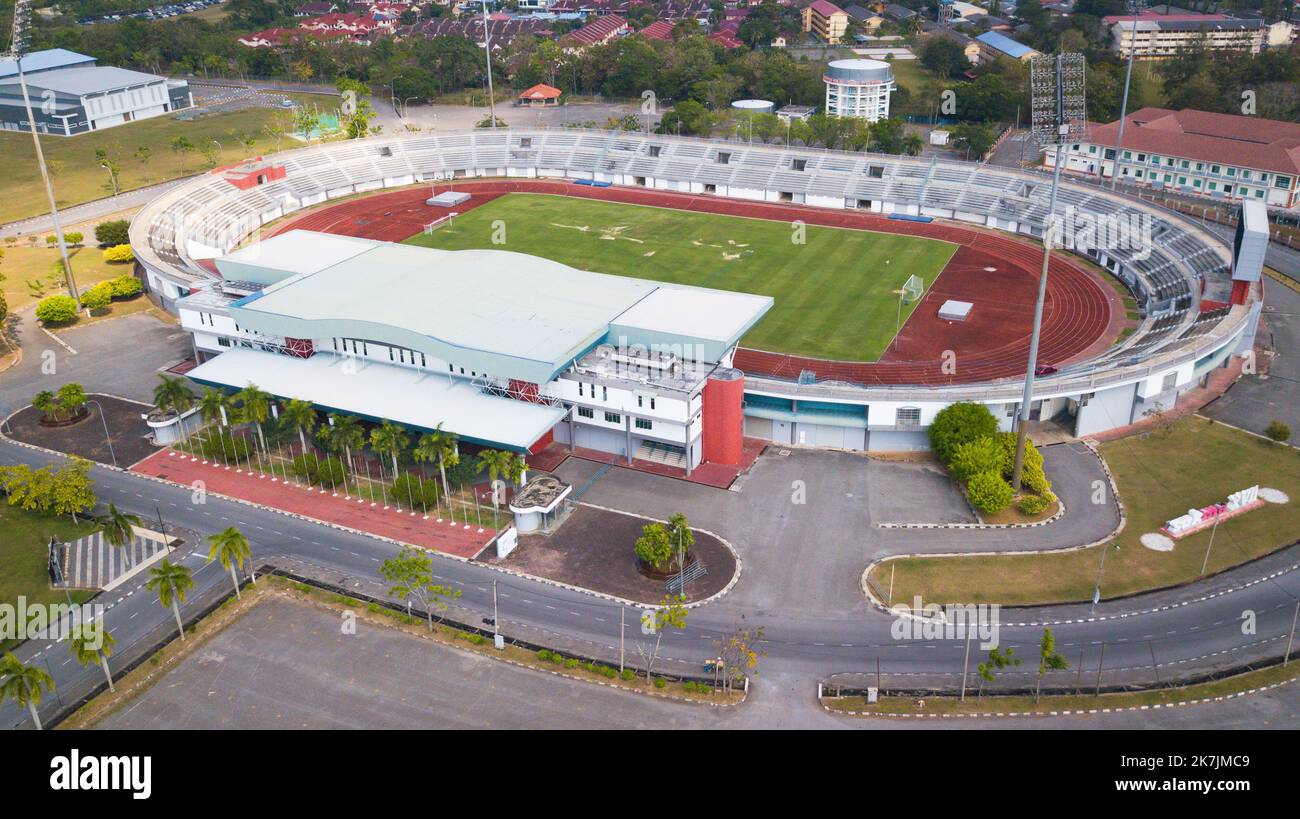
[[1110, 0, 1142, 191], [84, 399, 117, 468], [6, 0, 80, 309], [1012, 53, 1086, 492], [481, 0, 497, 128]]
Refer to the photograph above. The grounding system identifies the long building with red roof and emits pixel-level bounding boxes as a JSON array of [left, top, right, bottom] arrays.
[[1046, 107, 1300, 209]]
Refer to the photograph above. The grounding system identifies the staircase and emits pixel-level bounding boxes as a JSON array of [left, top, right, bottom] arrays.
[[635, 440, 688, 469]]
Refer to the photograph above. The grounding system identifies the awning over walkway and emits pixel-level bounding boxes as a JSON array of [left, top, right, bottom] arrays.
[[188, 348, 565, 452]]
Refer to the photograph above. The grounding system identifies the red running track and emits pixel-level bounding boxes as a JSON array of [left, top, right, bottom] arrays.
[[270, 180, 1122, 387]]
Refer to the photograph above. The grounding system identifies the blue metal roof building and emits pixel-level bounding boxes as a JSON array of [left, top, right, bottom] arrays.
[[975, 30, 1039, 60]]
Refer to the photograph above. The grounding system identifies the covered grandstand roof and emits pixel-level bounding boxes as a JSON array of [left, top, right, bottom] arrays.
[[187, 347, 564, 452], [220, 230, 772, 384]]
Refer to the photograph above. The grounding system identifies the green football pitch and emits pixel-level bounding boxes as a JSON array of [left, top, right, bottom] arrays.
[[403, 193, 957, 361]]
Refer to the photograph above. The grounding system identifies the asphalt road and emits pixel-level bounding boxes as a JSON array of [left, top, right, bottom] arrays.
[[95, 595, 1298, 730], [2, 436, 1297, 729]]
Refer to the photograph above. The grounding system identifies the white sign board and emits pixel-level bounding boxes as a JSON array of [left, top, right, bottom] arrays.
[[495, 527, 518, 560]]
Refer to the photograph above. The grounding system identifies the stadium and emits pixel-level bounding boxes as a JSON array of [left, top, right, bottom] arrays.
[[128, 129, 1263, 479]]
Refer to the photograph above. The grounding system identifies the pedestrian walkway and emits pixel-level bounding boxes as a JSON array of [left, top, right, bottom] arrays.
[[53, 526, 173, 591], [131, 449, 495, 558]]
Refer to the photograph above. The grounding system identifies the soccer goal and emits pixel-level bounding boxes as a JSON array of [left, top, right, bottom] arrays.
[[900, 274, 925, 305], [424, 211, 459, 235]]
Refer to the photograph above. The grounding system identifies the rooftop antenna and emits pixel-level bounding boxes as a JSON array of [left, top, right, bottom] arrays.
[[1011, 52, 1086, 493], [6, 0, 80, 308]]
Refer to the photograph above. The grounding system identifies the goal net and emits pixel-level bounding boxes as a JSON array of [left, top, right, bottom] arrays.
[[424, 212, 459, 235], [900, 274, 924, 305]]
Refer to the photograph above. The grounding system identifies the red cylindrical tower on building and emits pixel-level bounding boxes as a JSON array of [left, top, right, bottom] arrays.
[[702, 367, 745, 466]]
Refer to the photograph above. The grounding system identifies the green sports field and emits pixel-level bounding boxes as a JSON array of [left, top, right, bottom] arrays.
[[403, 194, 957, 361]]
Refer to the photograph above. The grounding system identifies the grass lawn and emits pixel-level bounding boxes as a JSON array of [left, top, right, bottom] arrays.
[[870, 418, 1300, 606], [1, 245, 135, 313], [405, 193, 957, 361], [0, 504, 96, 650], [0, 93, 322, 224]]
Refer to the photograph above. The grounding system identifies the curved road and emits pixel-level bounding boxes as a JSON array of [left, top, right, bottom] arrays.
[[1, 435, 1296, 729]]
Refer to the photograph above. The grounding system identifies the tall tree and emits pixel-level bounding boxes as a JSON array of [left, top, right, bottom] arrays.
[[0, 652, 55, 730], [323, 414, 364, 476], [280, 398, 317, 456], [99, 503, 143, 569], [234, 383, 272, 454], [146, 559, 195, 641], [639, 594, 689, 683], [206, 526, 254, 599], [369, 421, 409, 482], [476, 449, 516, 527], [1035, 627, 1069, 702], [379, 546, 461, 630], [153, 374, 195, 418], [68, 622, 117, 693], [976, 645, 1020, 700]]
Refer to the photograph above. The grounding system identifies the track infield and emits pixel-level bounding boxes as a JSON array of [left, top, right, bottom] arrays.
[[402, 193, 956, 362]]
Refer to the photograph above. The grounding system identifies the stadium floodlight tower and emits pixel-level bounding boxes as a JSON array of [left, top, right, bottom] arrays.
[[1011, 52, 1086, 493], [6, 0, 80, 308]]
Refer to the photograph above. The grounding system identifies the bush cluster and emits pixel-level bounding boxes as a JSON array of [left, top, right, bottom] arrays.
[[35, 294, 78, 325], [199, 433, 253, 464], [102, 244, 134, 263], [929, 403, 1056, 516], [391, 472, 439, 508], [292, 454, 349, 486]]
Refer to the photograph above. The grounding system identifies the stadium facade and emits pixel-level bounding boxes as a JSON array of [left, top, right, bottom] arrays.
[[134, 129, 1262, 457], [178, 231, 771, 471]]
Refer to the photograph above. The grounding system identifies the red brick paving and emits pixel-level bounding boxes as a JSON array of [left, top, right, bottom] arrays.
[[269, 180, 1119, 388], [131, 449, 495, 558], [528, 437, 766, 490]]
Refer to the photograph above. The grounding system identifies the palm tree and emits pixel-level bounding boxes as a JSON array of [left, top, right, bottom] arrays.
[[280, 398, 317, 457], [68, 623, 117, 693], [419, 424, 459, 500], [199, 387, 229, 427], [152, 374, 195, 419], [206, 526, 253, 599], [369, 421, 409, 481], [323, 414, 364, 489], [476, 449, 516, 527], [99, 503, 143, 569], [0, 652, 55, 730], [234, 383, 272, 454], [146, 559, 195, 641]]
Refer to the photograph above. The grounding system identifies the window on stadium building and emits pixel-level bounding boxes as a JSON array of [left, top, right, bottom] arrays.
[[577, 407, 593, 419], [895, 407, 921, 430], [605, 412, 621, 424]]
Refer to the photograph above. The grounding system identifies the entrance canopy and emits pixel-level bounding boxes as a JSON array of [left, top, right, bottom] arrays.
[[188, 348, 564, 452]]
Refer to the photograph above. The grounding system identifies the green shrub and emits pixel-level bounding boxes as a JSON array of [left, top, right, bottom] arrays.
[[537, 649, 552, 662], [928, 402, 998, 464], [1265, 420, 1292, 443], [95, 219, 130, 246], [81, 283, 113, 313], [1021, 461, 1052, 495], [108, 274, 142, 299], [463, 633, 485, 646], [35, 294, 78, 324], [653, 677, 667, 689], [565, 658, 580, 669], [967, 470, 1014, 515], [65, 232, 84, 245], [199, 433, 252, 463], [102, 244, 134, 263], [949, 436, 1002, 484], [620, 668, 635, 681], [1017, 494, 1051, 515], [391, 472, 439, 508], [45, 234, 57, 245], [994, 431, 1043, 479], [292, 454, 348, 486], [550, 652, 565, 665]]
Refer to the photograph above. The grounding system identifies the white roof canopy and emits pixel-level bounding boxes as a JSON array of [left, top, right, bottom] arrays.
[[188, 348, 565, 452]]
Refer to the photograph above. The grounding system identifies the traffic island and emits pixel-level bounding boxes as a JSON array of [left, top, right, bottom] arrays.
[[3, 393, 156, 467], [486, 504, 739, 606]]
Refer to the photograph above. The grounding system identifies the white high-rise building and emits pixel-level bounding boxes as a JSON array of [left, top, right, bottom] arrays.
[[823, 59, 894, 122]]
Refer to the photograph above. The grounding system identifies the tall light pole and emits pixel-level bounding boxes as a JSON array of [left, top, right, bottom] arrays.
[[7, 0, 80, 309], [481, 0, 497, 128], [1012, 52, 1086, 492], [1110, 0, 1142, 191]]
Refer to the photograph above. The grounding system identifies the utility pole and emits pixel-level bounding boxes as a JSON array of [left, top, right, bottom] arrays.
[[1110, 0, 1142, 191], [1094, 642, 1106, 696], [7, 0, 80, 308], [481, 0, 497, 129], [1199, 515, 1221, 576], [1285, 601, 1298, 667], [492, 579, 502, 649], [619, 607, 625, 672], [1013, 52, 1086, 492], [959, 633, 971, 702]]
